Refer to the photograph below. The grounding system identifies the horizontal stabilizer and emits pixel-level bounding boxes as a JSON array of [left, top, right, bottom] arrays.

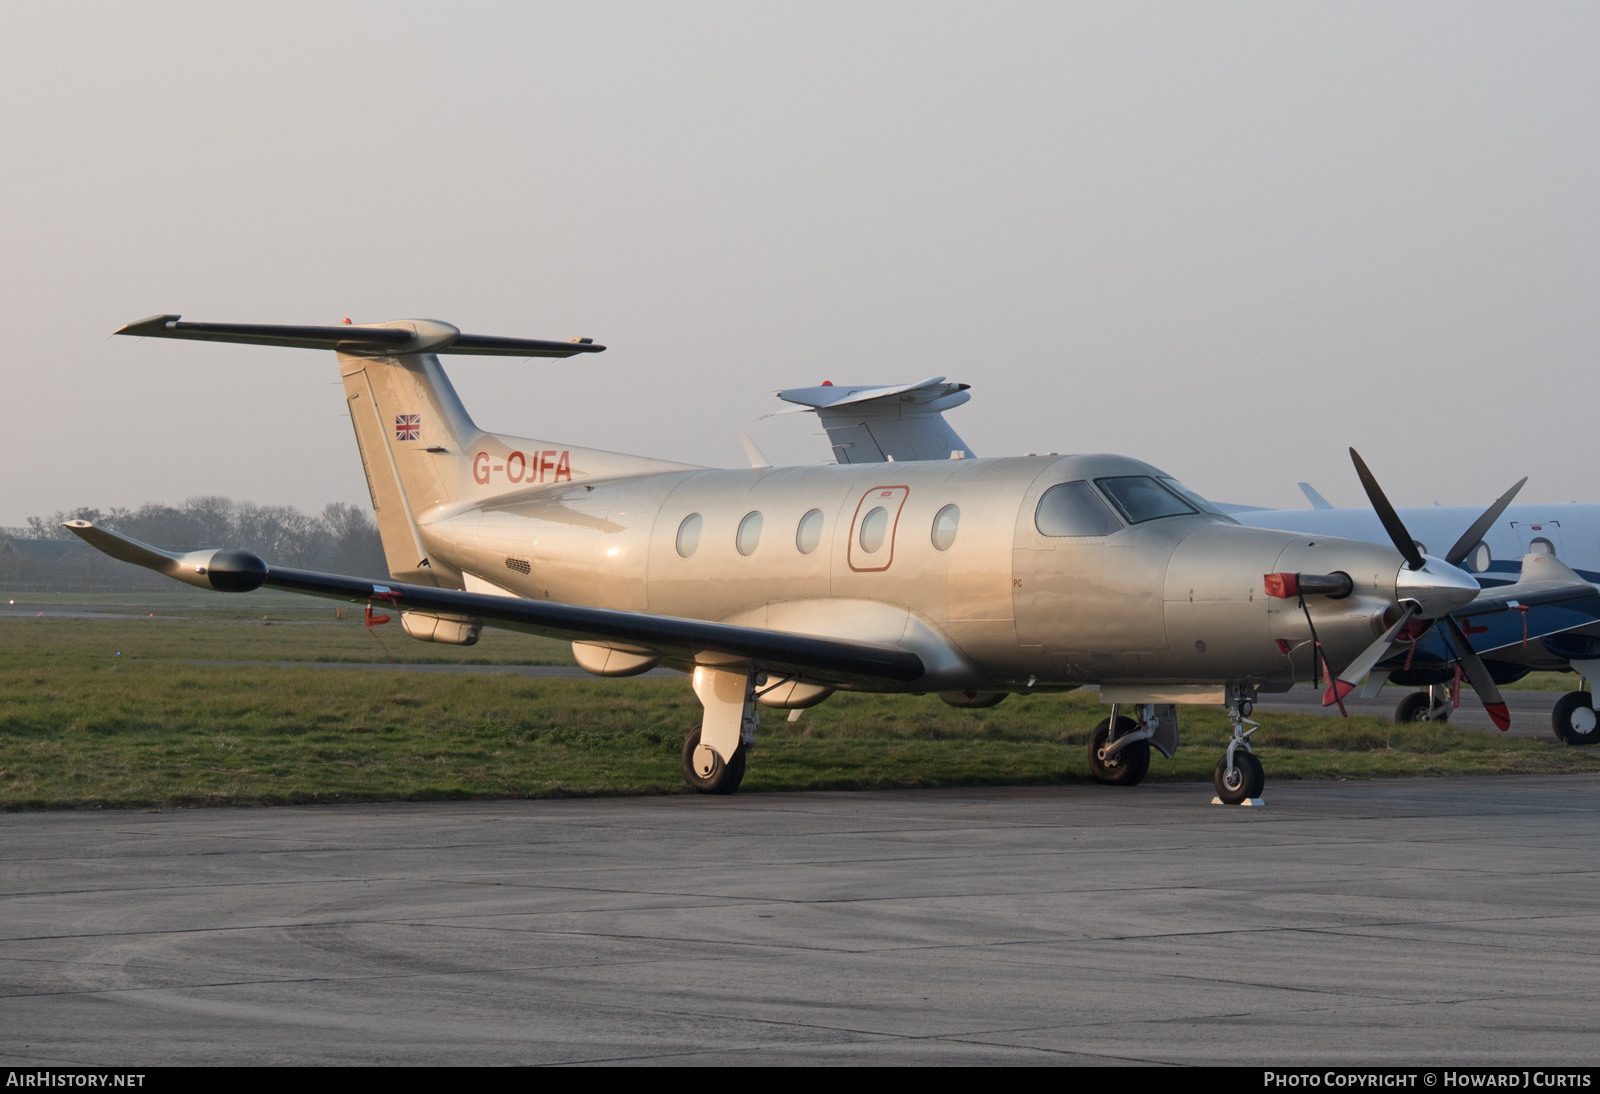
[[771, 377, 971, 416], [115, 315, 606, 358]]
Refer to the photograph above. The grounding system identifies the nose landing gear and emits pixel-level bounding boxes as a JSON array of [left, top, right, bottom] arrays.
[[1213, 688, 1265, 805], [1394, 685, 1451, 725]]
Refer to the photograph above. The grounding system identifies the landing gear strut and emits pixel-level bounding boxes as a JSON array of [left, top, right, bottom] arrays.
[[1214, 687, 1265, 805], [1394, 685, 1450, 725], [1552, 691, 1598, 746], [682, 666, 758, 794]]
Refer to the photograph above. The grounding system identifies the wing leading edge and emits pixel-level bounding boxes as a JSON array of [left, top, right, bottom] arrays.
[[61, 522, 925, 688]]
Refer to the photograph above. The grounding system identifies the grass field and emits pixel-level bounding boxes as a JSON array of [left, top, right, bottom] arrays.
[[3, 597, 1598, 810]]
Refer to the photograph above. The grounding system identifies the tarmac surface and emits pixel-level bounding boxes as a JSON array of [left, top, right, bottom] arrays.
[[5, 776, 1600, 1065]]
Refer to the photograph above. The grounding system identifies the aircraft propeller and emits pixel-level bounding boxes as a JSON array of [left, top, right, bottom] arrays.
[[1323, 450, 1521, 730]]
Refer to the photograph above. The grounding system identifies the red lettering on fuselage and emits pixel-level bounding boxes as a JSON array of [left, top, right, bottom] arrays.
[[471, 450, 576, 486]]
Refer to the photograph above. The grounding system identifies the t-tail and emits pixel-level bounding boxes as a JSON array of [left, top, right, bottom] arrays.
[[115, 315, 700, 586]]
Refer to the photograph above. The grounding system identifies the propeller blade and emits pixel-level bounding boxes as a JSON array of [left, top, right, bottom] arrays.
[[1443, 477, 1528, 569], [1324, 604, 1419, 706], [1349, 449, 1426, 571], [1442, 614, 1511, 731]]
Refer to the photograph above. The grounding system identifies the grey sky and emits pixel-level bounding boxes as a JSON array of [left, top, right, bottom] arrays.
[[2, 2, 1596, 525]]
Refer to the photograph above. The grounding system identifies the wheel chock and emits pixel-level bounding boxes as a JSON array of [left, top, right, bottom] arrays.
[[1210, 797, 1266, 807]]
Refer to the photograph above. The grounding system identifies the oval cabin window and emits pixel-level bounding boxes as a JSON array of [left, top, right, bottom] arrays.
[[736, 511, 763, 557], [676, 513, 703, 558], [796, 509, 823, 555], [931, 504, 959, 551], [859, 506, 889, 553]]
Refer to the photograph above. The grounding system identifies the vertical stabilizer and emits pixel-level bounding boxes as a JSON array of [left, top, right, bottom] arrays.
[[339, 339, 480, 586], [769, 378, 975, 463]]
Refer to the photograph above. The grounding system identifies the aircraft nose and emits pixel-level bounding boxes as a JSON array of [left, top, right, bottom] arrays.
[[1395, 556, 1481, 618]]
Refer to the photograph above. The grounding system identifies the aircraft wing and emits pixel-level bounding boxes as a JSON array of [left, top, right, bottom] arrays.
[[62, 522, 925, 689], [1454, 582, 1600, 618]]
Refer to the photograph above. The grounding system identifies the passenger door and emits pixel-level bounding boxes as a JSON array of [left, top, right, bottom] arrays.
[[847, 486, 909, 572]]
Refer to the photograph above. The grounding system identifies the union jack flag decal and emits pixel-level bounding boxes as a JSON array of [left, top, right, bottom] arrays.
[[395, 414, 421, 441]]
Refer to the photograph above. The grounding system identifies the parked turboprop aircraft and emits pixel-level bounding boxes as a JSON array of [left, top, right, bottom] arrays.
[[67, 316, 1599, 802], [776, 378, 1600, 744]]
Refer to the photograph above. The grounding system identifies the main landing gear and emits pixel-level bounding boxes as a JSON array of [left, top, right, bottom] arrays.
[[1089, 712, 1151, 786], [1213, 688, 1265, 805], [682, 726, 748, 793], [681, 666, 759, 794], [1552, 690, 1598, 746], [1394, 685, 1450, 725]]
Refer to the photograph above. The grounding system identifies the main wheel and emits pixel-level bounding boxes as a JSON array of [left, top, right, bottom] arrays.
[[1088, 716, 1150, 787], [1394, 690, 1445, 725], [1552, 691, 1598, 746], [681, 727, 747, 794], [1214, 750, 1265, 804]]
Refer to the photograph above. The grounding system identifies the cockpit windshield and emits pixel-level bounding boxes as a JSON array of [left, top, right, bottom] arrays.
[[1158, 478, 1235, 521], [1095, 476, 1197, 524]]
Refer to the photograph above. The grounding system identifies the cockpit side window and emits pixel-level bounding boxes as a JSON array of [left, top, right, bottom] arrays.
[[1095, 476, 1197, 524], [1035, 481, 1123, 537]]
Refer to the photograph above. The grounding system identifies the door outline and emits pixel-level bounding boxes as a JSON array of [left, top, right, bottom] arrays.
[[1510, 520, 1564, 560], [848, 485, 910, 573]]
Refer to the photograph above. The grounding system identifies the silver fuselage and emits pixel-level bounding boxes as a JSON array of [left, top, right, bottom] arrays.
[[415, 451, 1405, 693]]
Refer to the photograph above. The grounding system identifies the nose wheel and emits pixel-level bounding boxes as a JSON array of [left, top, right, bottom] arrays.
[[1214, 750, 1265, 804], [1213, 689, 1265, 805], [1394, 686, 1450, 724], [1553, 691, 1598, 746]]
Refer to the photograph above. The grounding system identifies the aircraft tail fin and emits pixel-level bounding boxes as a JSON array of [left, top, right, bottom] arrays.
[[1299, 483, 1335, 509], [116, 315, 697, 589], [767, 377, 975, 463]]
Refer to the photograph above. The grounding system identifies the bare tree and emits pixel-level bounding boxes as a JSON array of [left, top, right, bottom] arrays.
[[4, 498, 390, 590]]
